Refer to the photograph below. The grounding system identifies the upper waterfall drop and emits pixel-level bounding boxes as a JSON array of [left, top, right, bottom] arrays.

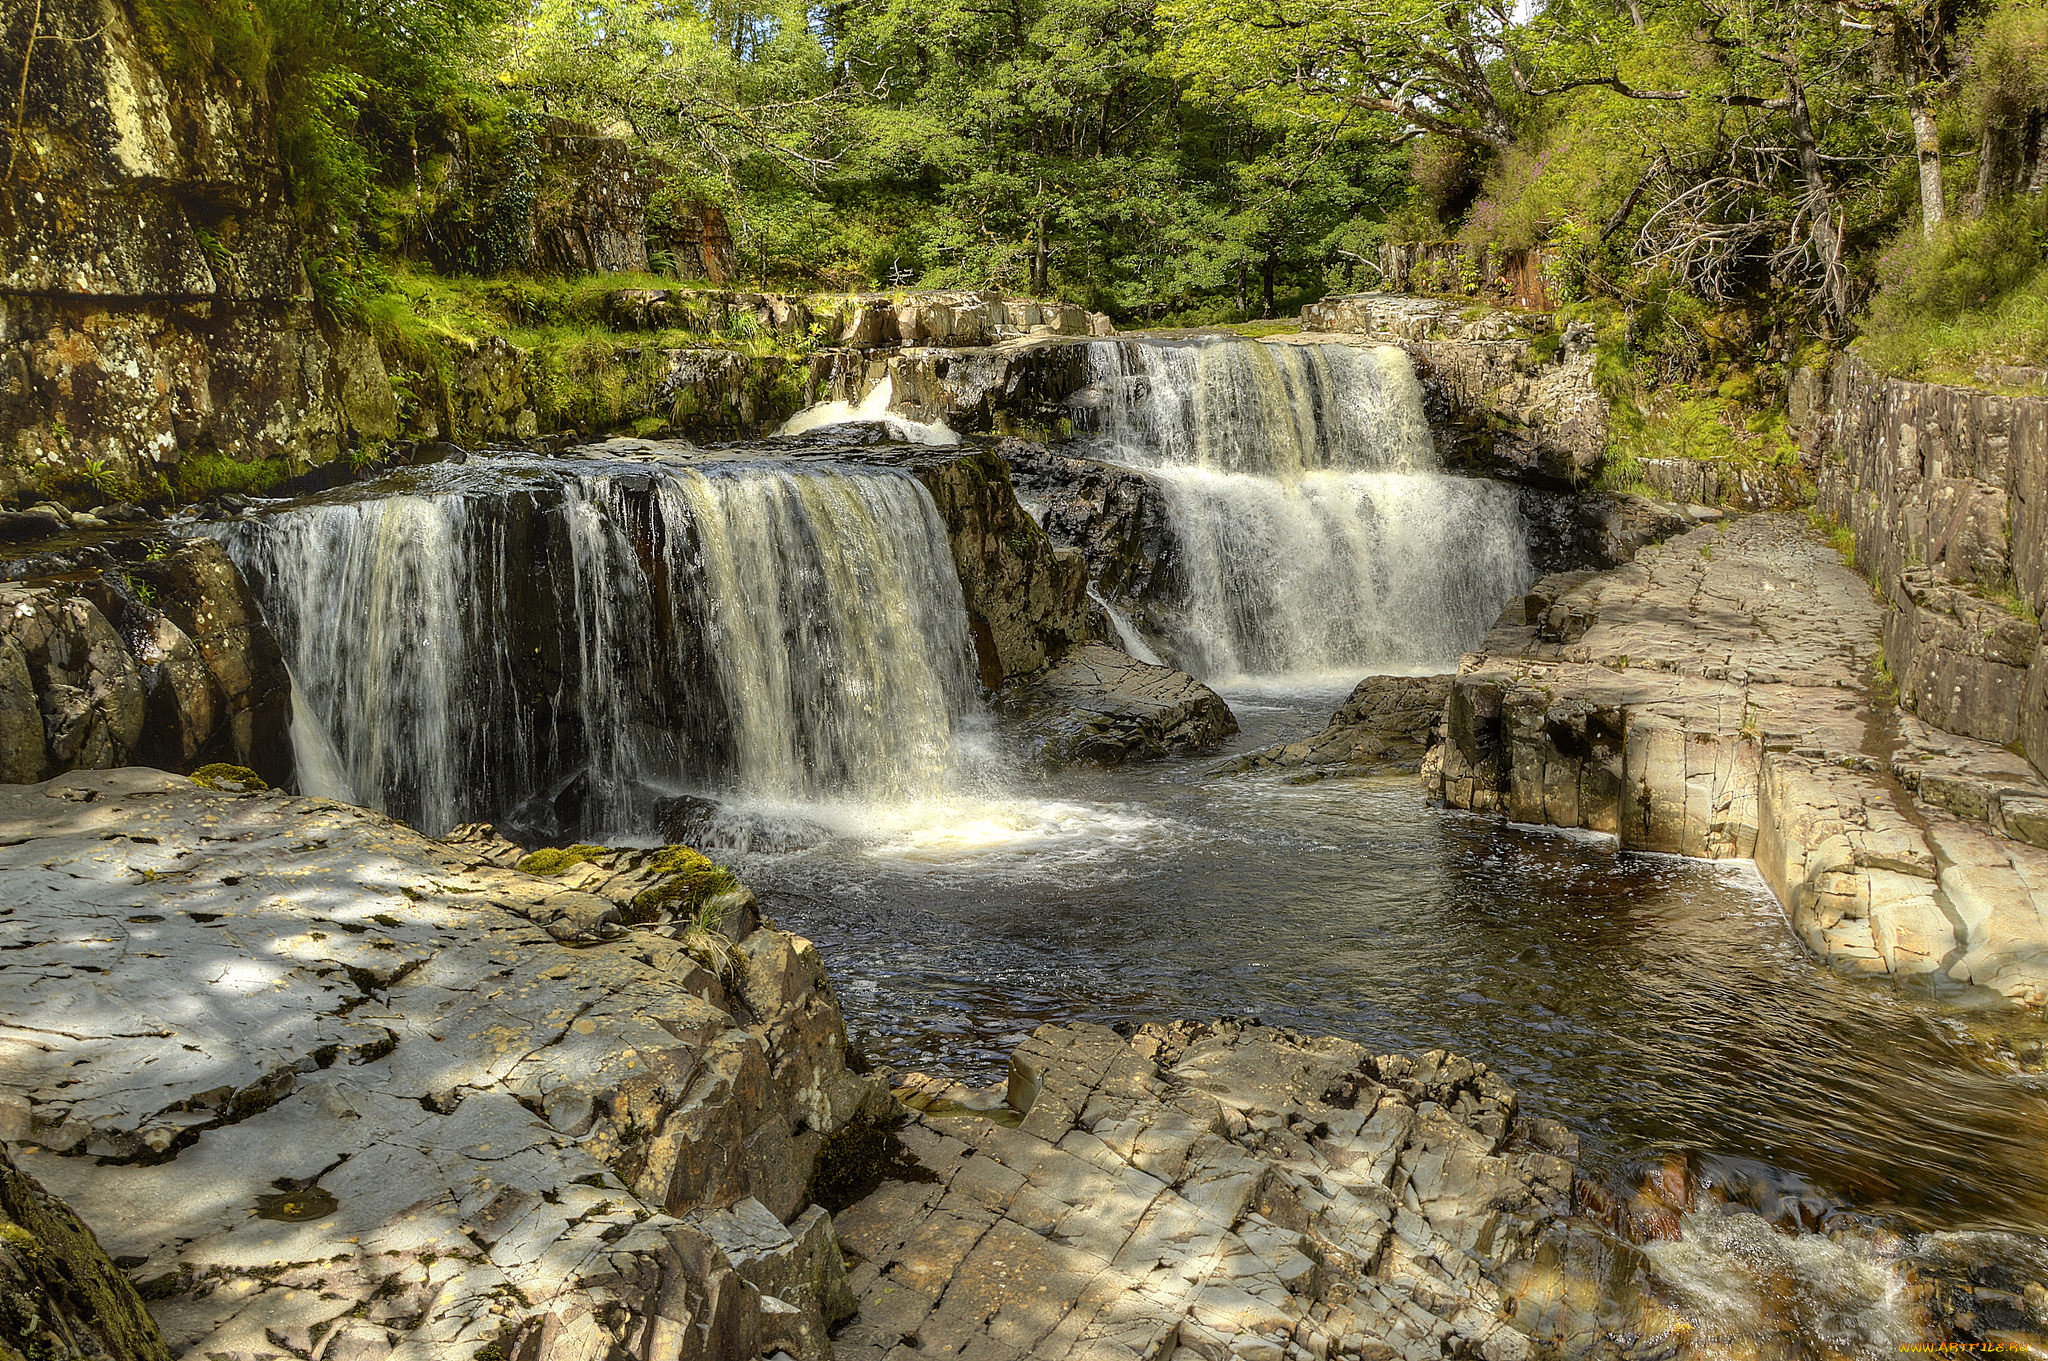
[[1068, 335, 1532, 683], [205, 456, 979, 838], [777, 374, 961, 445]]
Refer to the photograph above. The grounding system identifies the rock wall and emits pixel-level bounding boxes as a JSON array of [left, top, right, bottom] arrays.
[[0, 536, 291, 786], [0, 0, 392, 503], [1807, 355, 2048, 779], [1300, 294, 1608, 488], [0, 770, 885, 1361], [898, 447, 1092, 683]]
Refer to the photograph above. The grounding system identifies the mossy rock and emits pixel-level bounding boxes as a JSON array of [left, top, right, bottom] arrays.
[[515, 844, 609, 876], [629, 845, 741, 923], [0, 1147, 173, 1361], [189, 764, 269, 792]]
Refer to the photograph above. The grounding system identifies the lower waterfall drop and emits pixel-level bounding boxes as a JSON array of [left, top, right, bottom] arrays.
[[1071, 336, 1532, 681], [208, 457, 979, 837]]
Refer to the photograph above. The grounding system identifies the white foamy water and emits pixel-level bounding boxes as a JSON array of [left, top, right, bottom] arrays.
[[778, 374, 961, 445], [1071, 336, 1532, 682]]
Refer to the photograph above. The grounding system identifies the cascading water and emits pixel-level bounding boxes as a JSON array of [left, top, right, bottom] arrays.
[[1070, 337, 1532, 681], [205, 456, 978, 837]]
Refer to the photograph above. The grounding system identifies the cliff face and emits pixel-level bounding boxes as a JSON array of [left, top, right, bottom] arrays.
[[1807, 358, 2048, 780], [0, 0, 398, 502]]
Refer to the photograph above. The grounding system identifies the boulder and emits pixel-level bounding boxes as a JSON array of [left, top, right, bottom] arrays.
[[0, 1145, 173, 1361], [1228, 674, 1451, 775], [1011, 643, 1236, 765]]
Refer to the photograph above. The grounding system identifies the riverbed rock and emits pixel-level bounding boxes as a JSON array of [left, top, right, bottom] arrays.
[[1229, 675, 1451, 775], [0, 537, 290, 785], [0, 769, 886, 1361], [835, 1019, 1578, 1361], [1012, 644, 1236, 765], [1430, 512, 2048, 1006]]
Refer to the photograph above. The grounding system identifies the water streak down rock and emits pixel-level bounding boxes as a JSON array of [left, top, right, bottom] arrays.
[[209, 452, 986, 837]]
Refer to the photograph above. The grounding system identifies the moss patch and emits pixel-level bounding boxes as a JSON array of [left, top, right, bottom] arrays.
[[189, 764, 269, 792], [514, 844, 608, 876], [629, 846, 740, 920]]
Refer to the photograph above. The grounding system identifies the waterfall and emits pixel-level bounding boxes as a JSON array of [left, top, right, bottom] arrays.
[[1070, 337, 1531, 681], [206, 458, 977, 837]]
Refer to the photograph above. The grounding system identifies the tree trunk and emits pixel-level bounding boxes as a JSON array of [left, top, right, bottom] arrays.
[[1784, 66, 1852, 328], [1030, 206, 1049, 296], [1260, 249, 1277, 318], [1910, 89, 1945, 236]]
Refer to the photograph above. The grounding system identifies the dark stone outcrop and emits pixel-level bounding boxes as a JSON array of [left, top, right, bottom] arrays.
[[0, 1145, 173, 1361], [999, 439, 1177, 603], [902, 447, 1092, 684], [1805, 354, 2048, 780], [1227, 674, 1450, 774], [0, 536, 291, 786], [1010, 644, 1236, 765]]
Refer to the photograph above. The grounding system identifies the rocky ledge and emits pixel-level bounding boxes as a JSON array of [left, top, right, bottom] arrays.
[[0, 536, 291, 787], [0, 769, 887, 1361], [1430, 512, 2048, 1005], [1011, 644, 1237, 766]]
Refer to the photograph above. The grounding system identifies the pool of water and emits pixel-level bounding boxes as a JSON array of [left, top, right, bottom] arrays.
[[722, 682, 2048, 1240]]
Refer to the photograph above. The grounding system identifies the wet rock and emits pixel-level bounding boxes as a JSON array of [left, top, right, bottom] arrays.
[[908, 448, 1091, 684], [1228, 675, 1451, 775], [1012, 644, 1237, 765], [0, 771, 886, 1361]]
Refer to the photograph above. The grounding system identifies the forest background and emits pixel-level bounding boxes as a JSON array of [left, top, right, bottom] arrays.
[[128, 0, 2048, 398]]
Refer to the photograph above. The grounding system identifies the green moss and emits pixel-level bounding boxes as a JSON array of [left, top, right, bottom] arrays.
[[514, 844, 608, 876], [175, 453, 290, 501], [189, 764, 269, 791], [629, 845, 741, 921]]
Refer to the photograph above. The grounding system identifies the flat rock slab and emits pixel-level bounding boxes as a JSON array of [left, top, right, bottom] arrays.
[[1014, 645, 1238, 766], [835, 1019, 1584, 1361], [0, 770, 881, 1361], [1432, 513, 2048, 1005]]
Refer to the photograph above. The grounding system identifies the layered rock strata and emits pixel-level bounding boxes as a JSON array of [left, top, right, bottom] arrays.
[[1430, 513, 2048, 1004], [1805, 355, 2048, 781], [0, 770, 886, 1361], [834, 1019, 1590, 1361], [0, 536, 291, 786], [1010, 644, 1237, 766]]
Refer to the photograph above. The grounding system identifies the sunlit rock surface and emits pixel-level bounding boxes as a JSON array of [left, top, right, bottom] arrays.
[[1432, 512, 2048, 1005], [0, 770, 886, 1361], [838, 1020, 1579, 1361]]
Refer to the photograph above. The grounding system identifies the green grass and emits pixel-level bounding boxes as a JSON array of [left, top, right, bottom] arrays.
[[175, 452, 290, 500], [1855, 204, 2048, 381]]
